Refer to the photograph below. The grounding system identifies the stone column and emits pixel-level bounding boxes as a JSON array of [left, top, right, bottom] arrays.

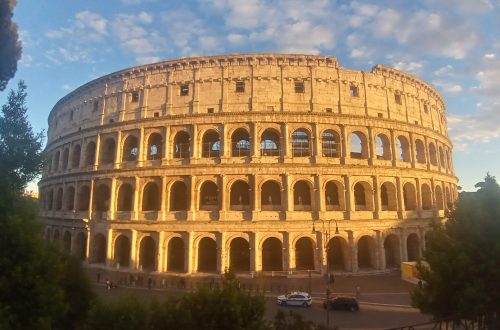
[[348, 231, 358, 272], [217, 232, 226, 273], [373, 175, 380, 219], [191, 124, 198, 160], [185, 231, 194, 273], [94, 133, 101, 169], [340, 125, 348, 164], [130, 229, 137, 270], [390, 129, 397, 167], [106, 228, 113, 267], [109, 177, 117, 220], [282, 122, 290, 159], [188, 176, 196, 220], [133, 176, 140, 220], [409, 132, 416, 168], [221, 123, 230, 161], [114, 131, 122, 168], [161, 176, 167, 220], [137, 127, 145, 167], [396, 176, 404, 218], [284, 175, 293, 213], [251, 122, 260, 160], [252, 175, 260, 220], [312, 123, 321, 162], [344, 175, 353, 219], [220, 175, 227, 220], [315, 175, 325, 213], [316, 230, 325, 273], [424, 136, 431, 170], [157, 231, 165, 272], [284, 232, 294, 272], [416, 178, 422, 211], [250, 232, 259, 273], [368, 126, 375, 165], [399, 228, 408, 262], [163, 126, 170, 164], [88, 179, 95, 220], [376, 230, 385, 270]]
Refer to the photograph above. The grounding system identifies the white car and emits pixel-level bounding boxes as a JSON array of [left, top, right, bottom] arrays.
[[277, 292, 312, 307]]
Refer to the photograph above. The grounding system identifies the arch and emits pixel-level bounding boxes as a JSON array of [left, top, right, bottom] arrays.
[[199, 181, 219, 210], [261, 180, 282, 211], [77, 185, 90, 211], [354, 181, 373, 211], [357, 235, 376, 269], [55, 187, 63, 210], [407, 233, 420, 262], [72, 144, 81, 168], [322, 130, 341, 158], [375, 134, 391, 160], [122, 135, 139, 162], [295, 237, 315, 270], [92, 233, 106, 263], [435, 186, 444, 210], [291, 128, 310, 157], [47, 189, 54, 210], [114, 235, 130, 267], [415, 139, 426, 164], [294, 180, 311, 211], [429, 142, 437, 166], [170, 181, 188, 211], [93, 184, 110, 211], [139, 236, 156, 271], [62, 231, 71, 253], [380, 182, 397, 211], [173, 131, 190, 158], [142, 182, 160, 211], [229, 237, 250, 272], [100, 138, 116, 164], [147, 133, 163, 160], [202, 130, 220, 158], [167, 237, 185, 272], [260, 129, 280, 156], [198, 237, 217, 272], [74, 232, 87, 261], [350, 131, 368, 159], [117, 183, 134, 211], [53, 150, 60, 171], [384, 234, 401, 268], [62, 148, 69, 170], [262, 237, 283, 271], [397, 136, 411, 162], [231, 128, 250, 157], [230, 180, 250, 210], [325, 181, 341, 211], [66, 186, 75, 211], [85, 141, 96, 166], [403, 182, 417, 211], [421, 184, 432, 210], [327, 236, 349, 271]]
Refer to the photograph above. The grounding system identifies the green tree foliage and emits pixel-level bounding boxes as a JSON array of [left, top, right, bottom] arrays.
[[411, 174, 500, 321], [274, 310, 328, 330], [0, 0, 22, 91], [86, 295, 148, 330]]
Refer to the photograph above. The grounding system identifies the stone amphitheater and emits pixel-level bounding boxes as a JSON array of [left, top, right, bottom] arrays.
[[39, 54, 457, 277]]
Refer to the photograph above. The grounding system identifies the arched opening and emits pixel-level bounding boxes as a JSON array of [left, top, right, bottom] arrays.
[[74, 232, 87, 261], [72, 144, 81, 168], [202, 130, 220, 158], [114, 235, 130, 268], [262, 237, 283, 271], [295, 237, 315, 270], [117, 183, 134, 211], [429, 143, 437, 166], [147, 133, 163, 160], [291, 129, 310, 157], [47, 189, 54, 210], [199, 181, 218, 210], [230, 180, 250, 211], [327, 236, 349, 271], [294, 180, 311, 211], [100, 138, 116, 165], [229, 237, 250, 272], [261, 180, 281, 211], [403, 182, 417, 211], [231, 128, 250, 157], [421, 184, 432, 210], [53, 150, 60, 171], [435, 186, 444, 210], [354, 182, 373, 211], [415, 139, 426, 164], [198, 237, 217, 272], [380, 182, 397, 211], [350, 131, 368, 159], [122, 135, 138, 162], [167, 237, 185, 273], [261, 129, 280, 156], [397, 136, 411, 162], [173, 131, 190, 158], [142, 182, 160, 211], [93, 184, 110, 212], [322, 130, 340, 158], [77, 185, 90, 211], [407, 233, 420, 262], [62, 148, 69, 170], [85, 141, 96, 166], [325, 181, 341, 211], [53, 229, 60, 241], [139, 236, 156, 272], [170, 181, 188, 211], [55, 188, 63, 210], [66, 186, 75, 211], [375, 134, 391, 160], [92, 234, 106, 264], [357, 236, 376, 269], [384, 234, 401, 268], [63, 231, 71, 253]]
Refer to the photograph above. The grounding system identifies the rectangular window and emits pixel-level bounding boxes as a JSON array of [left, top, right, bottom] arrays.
[[267, 106, 274, 111], [93, 100, 99, 112], [153, 112, 160, 118], [349, 84, 359, 97], [395, 93, 402, 105], [236, 81, 245, 93], [378, 113, 383, 118], [180, 84, 189, 96], [69, 111, 73, 121], [424, 104, 429, 113], [131, 91, 139, 103], [207, 108, 214, 113], [325, 107, 332, 113], [294, 81, 305, 93]]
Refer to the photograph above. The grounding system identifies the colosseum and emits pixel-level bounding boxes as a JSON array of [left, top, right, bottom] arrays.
[[39, 54, 457, 278]]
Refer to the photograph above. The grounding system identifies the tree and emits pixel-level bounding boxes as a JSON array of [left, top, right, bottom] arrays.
[[0, 0, 22, 91], [411, 174, 500, 324]]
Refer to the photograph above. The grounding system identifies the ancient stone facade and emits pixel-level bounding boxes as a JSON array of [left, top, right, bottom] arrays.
[[39, 54, 457, 275]]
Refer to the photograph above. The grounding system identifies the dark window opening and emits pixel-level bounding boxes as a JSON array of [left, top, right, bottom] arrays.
[[350, 84, 359, 97], [207, 107, 214, 114], [295, 237, 315, 270], [231, 128, 250, 157], [230, 181, 250, 211], [202, 130, 220, 158], [142, 182, 160, 211], [147, 133, 163, 160], [170, 181, 188, 211], [291, 129, 310, 157], [173, 131, 191, 159], [395, 93, 402, 105], [180, 84, 189, 96], [294, 81, 305, 93], [236, 81, 245, 93], [261, 129, 280, 156], [294, 181, 311, 211], [131, 91, 139, 103], [322, 130, 340, 158]]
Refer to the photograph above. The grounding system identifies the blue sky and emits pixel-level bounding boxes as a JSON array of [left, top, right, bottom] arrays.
[[3, 0, 500, 192]]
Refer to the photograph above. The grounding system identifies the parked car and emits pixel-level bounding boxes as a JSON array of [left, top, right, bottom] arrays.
[[277, 292, 312, 307], [323, 296, 359, 311]]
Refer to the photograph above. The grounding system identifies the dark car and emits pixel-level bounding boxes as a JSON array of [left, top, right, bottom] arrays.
[[323, 297, 359, 312]]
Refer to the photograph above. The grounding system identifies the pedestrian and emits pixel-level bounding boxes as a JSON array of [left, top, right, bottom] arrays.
[[148, 277, 152, 290], [97, 272, 101, 283], [106, 279, 111, 290], [355, 286, 361, 300]]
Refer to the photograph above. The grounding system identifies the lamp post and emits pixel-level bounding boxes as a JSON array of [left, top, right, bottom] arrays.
[[313, 219, 339, 330]]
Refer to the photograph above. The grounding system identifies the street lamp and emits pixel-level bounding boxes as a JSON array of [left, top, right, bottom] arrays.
[[313, 219, 339, 330]]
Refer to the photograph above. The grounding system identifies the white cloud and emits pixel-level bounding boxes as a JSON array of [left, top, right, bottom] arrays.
[[46, 11, 108, 42], [62, 84, 74, 91], [433, 0, 494, 13], [227, 33, 245, 44], [472, 55, 500, 98], [136, 56, 161, 64], [434, 64, 455, 77], [484, 53, 496, 59], [392, 61, 424, 75], [432, 80, 463, 94]]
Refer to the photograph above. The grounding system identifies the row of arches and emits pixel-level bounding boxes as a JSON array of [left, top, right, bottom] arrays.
[[46, 126, 453, 172], [45, 228, 87, 260]]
